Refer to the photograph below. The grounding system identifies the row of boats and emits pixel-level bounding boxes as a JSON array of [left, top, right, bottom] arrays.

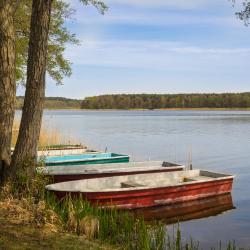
[[40, 146, 234, 211]]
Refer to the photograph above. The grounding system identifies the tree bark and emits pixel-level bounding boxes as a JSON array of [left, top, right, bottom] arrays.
[[11, 0, 52, 175], [0, 1, 16, 182]]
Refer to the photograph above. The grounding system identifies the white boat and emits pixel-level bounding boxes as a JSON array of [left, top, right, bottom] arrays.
[[39, 161, 185, 182]]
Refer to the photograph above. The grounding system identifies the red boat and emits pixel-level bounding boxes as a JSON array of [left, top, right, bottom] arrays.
[[45, 170, 234, 209], [39, 161, 185, 182]]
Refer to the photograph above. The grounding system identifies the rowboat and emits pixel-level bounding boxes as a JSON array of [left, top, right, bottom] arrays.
[[39, 161, 185, 182], [12, 145, 91, 157], [37, 144, 89, 157], [133, 193, 235, 224], [45, 169, 234, 209], [41, 152, 130, 166]]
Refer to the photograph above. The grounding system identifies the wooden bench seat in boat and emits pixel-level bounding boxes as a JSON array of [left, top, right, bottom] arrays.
[[121, 181, 146, 188], [183, 175, 214, 182]]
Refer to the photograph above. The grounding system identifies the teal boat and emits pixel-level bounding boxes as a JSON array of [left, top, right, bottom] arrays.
[[42, 152, 129, 166]]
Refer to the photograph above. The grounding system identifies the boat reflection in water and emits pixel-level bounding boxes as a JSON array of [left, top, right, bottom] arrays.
[[133, 193, 235, 224]]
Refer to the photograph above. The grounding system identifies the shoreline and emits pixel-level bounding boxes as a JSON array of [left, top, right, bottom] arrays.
[[15, 107, 250, 111], [42, 108, 250, 111]]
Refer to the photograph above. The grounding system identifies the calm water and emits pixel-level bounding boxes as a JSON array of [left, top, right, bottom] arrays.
[[16, 110, 250, 248]]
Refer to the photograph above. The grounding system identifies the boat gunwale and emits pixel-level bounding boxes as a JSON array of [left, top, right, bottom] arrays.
[[45, 170, 234, 193], [44, 153, 130, 164], [44, 166, 184, 176], [39, 161, 185, 176]]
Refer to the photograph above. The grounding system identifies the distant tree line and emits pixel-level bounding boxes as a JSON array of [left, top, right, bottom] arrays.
[[81, 93, 250, 109], [15, 96, 81, 109]]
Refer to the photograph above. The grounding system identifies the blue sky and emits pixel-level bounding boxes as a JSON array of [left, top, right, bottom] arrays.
[[18, 0, 250, 98]]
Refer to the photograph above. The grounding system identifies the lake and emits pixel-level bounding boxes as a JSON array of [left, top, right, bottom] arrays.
[[16, 110, 250, 248]]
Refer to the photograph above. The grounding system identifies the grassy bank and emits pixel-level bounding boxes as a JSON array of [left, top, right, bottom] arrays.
[[0, 198, 114, 250], [0, 183, 192, 250]]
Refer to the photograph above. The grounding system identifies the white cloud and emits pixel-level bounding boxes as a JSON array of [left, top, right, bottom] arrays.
[[105, 0, 223, 10], [65, 39, 250, 73], [68, 0, 218, 9], [76, 11, 238, 28], [66, 0, 240, 28], [169, 46, 250, 54]]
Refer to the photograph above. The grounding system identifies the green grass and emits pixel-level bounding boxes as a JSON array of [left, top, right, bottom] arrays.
[[45, 195, 201, 250]]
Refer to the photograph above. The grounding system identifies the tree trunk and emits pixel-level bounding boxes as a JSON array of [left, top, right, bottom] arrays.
[[11, 0, 52, 175], [0, 1, 16, 182]]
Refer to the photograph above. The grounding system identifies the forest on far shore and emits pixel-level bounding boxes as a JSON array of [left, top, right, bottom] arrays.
[[15, 96, 81, 109], [16, 93, 250, 110], [80, 93, 250, 109]]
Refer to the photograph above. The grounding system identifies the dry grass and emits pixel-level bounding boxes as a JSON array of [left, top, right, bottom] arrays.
[[11, 121, 19, 147], [79, 215, 100, 239], [11, 120, 77, 148], [38, 127, 62, 148], [0, 186, 114, 250], [0, 201, 114, 250], [0, 185, 61, 231]]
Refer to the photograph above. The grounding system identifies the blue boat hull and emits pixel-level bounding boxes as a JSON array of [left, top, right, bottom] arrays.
[[42, 153, 129, 166]]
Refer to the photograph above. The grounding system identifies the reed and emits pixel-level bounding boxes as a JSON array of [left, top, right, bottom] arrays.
[[11, 120, 77, 148], [45, 195, 247, 250], [44, 195, 210, 250]]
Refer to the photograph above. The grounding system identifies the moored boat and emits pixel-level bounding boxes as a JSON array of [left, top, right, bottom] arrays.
[[37, 144, 90, 157], [38, 161, 185, 182], [45, 169, 234, 209], [41, 152, 130, 166], [12, 144, 92, 157]]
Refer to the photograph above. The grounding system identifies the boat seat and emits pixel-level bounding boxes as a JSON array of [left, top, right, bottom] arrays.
[[120, 181, 146, 188], [191, 176, 214, 181], [182, 176, 213, 182], [182, 178, 196, 182], [84, 169, 99, 173], [162, 162, 175, 167]]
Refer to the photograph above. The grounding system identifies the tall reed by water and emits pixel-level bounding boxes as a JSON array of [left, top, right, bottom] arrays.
[[46, 194, 242, 250], [11, 120, 77, 148], [46, 194, 168, 249]]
